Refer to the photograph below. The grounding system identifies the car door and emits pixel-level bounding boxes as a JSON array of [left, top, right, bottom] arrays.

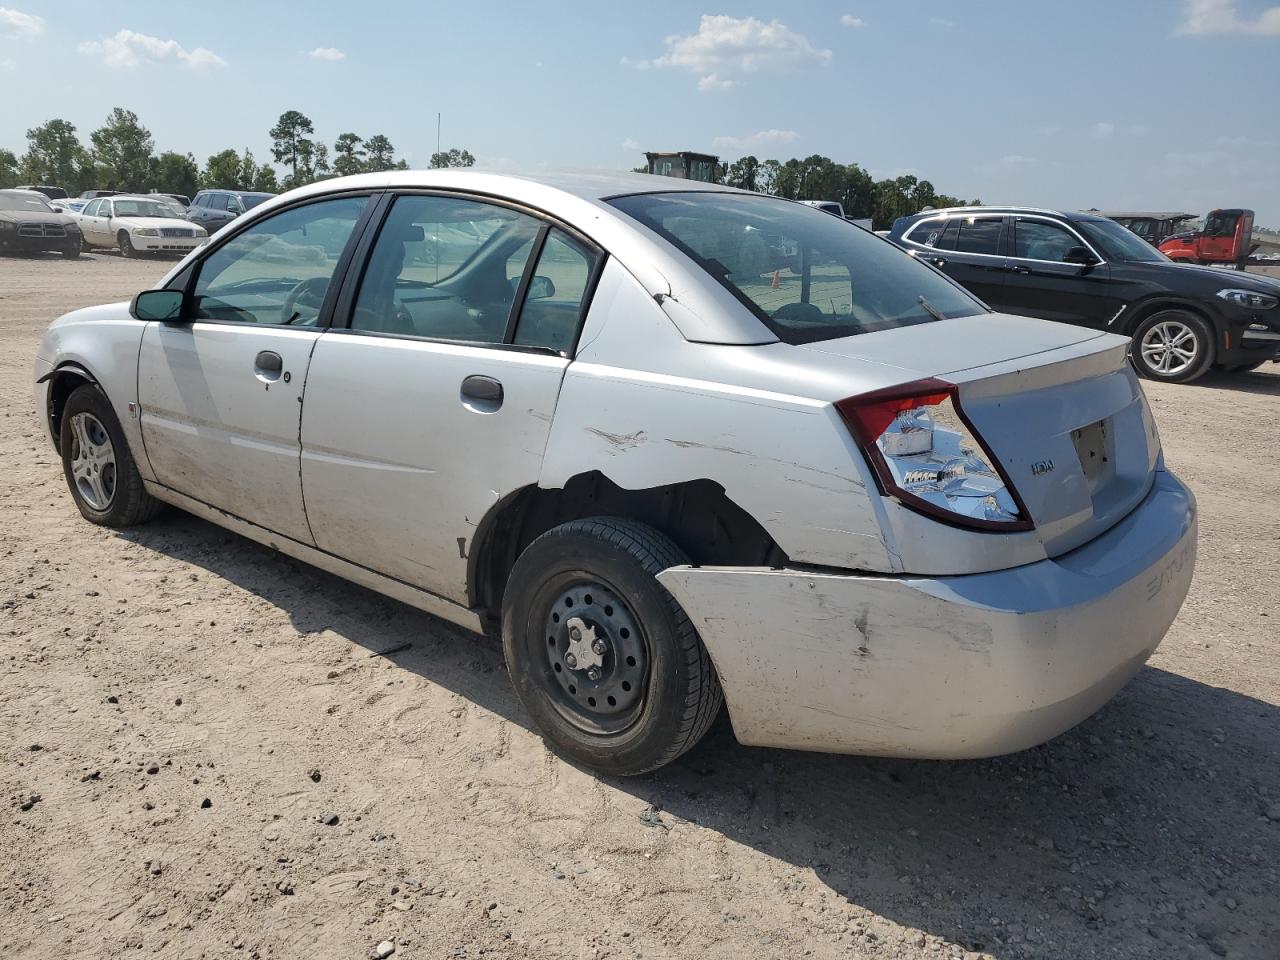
[[919, 213, 1010, 306], [81, 199, 108, 246], [299, 192, 603, 602], [999, 215, 1118, 328], [137, 193, 375, 544]]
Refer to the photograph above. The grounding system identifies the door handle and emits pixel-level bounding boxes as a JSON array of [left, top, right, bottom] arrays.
[[254, 350, 284, 381], [931, 256, 948, 267], [1011, 264, 1032, 275], [461, 375, 503, 409]]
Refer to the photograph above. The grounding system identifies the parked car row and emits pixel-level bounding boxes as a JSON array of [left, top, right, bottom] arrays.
[[888, 206, 1280, 382], [34, 170, 1198, 775]]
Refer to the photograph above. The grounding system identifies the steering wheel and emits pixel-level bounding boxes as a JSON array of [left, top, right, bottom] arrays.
[[281, 276, 331, 325]]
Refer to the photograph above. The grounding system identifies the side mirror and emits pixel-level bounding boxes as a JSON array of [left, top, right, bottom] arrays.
[[130, 289, 186, 322], [527, 275, 556, 300], [1064, 246, 1097, 266]]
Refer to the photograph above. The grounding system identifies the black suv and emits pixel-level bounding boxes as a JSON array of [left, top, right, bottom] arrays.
[[187, 189, 276, 232], [889, 206, 1280, 382]]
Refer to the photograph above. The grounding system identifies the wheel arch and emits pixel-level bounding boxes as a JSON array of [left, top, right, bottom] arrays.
[[1119, 296, 1218, 341], [40, 362, 99, 452], [468, 471, 786, 629]]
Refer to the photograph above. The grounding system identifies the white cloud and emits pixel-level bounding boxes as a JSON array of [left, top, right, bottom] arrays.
[[625, 15, 831, 91], [78, 29, 227, 69], [1176, 0, 1280, 35], [308, 47, 345, 61], [0, 7, 42, 38], [1130, 124, 1148, 136], [840, 15, 865, 28], [712, 128, 799, 151], [999, 154, 1037, 166], [1088, 121, 1115, 140], [621, 137, 640, 151], [1036, 124, 1061, 137], [931, 17, 956, 29], [0, 56, 14, 70]]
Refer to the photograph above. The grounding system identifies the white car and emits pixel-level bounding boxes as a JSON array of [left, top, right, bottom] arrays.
[[71, 195, 207, 258], [32, 171, 1197, 775]]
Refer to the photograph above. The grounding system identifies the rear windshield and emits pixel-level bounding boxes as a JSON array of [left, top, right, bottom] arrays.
[[609, 192, 984, 343]]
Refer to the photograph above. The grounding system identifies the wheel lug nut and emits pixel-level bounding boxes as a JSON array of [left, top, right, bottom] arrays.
[[569, 627, 581, 641], [587, 667, 601, 681], [565, 653, 577, 668], [591, 640, 606, 656]]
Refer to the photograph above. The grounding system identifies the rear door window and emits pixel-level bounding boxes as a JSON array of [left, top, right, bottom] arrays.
[[907, 218, 946, 248], [953, 216, 1004, 256]]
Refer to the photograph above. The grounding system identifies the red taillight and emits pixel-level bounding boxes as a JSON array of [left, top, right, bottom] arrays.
[[835, 378, 953, 445], [836, 379, 1033, 532]]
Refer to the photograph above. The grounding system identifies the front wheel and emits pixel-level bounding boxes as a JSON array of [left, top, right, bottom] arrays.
[[1130, 310, 1214, 383], [60, 384, 162, 527], [502, 517, 722, 776], [62, 235, 82, 259], [118, 232, 136, 258]]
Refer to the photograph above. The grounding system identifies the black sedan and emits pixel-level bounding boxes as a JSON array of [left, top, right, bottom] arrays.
[[888, 206, 1280, 382], [0, 190, 83, 259]]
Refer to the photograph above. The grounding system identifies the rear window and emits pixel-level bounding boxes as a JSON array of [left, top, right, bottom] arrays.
[[609, 192, 984, 344], [953, 216, 1003, 255]]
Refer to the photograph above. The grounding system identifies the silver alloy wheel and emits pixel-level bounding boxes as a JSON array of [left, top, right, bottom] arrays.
[[68, 412, 117, 510], [1139, 319, 1199, 376]]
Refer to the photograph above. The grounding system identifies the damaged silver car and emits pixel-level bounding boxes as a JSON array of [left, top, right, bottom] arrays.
[[33, 171, 1196, 774]]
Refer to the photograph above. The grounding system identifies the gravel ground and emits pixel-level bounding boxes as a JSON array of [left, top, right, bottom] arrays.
[[1, 252, 1277, 960]]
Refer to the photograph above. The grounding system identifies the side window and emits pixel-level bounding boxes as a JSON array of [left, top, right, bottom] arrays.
[[191, 196, 369, 326], [953, 216, 1003, 256], [350, 194, 541, 342], [84, 199, 100, 217], [513, 229, 600, 353], [907, 218, 945, 248], [191, 193, 205, 208], [1014, 220, 1082, 262], [210, 194, 228, 212]]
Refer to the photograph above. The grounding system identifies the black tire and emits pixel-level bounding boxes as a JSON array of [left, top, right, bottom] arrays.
[[502, 517, 722, 776], [62, 235, 82, 259], [1224, 360, 1268, 374], [118, 232, 136, 258], [59, 383, 162, 527], [1130, 310, 1215, 383]]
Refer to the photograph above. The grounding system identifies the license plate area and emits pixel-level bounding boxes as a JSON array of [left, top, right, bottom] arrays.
[[1072, 418, 1111, 494]]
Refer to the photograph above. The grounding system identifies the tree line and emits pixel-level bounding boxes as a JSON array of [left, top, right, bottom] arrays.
[[636, 155, 979, 230], [0, 108, 476, 198]]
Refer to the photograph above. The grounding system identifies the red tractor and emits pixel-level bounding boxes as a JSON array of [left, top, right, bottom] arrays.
[[1159, 208, 1258, 270]]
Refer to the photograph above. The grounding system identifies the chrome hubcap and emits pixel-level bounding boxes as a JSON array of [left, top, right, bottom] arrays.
[[69, 412, 116, 510], [1140, 320, 1198, 375], [544, 582, 647, 730]]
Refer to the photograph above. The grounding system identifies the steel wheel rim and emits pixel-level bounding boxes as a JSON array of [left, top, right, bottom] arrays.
[[69, 412, 117, 510], [538, 578, 649, 735], [1140, 320, 1198, 375]]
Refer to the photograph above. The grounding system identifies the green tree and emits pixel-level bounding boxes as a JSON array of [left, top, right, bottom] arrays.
[[202, 149, 243, 189], [429, 147, 475, 168], [152, 151, 200, 197], [20, 119, 91, 192], [269, 110, 315, 182], [363, 134, 397, 172], [838, 163, 875, 220], [90, 108, 155, 190], [758, 159, 781, 195], [725, 155, 760, 191], [332, 132, 366, 177], [252, 165, 280, 193], [0, 147, 20, 188]]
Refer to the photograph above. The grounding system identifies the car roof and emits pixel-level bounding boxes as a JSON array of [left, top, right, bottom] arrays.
[[1091, 211, 1195, 221]]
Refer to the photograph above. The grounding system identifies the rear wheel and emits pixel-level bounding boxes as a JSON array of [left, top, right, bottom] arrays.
[[118, 231, 136, 258], [59, 383, 162, 527], [1130, 310, 1214, 383], [501, 517, 722, 776]]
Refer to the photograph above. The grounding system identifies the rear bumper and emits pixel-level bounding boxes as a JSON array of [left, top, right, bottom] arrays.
[[658, 469, 1196, 759]]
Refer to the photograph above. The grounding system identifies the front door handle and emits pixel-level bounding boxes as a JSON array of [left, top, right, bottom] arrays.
[[461, 375, 503, 409], [1011, 264, 1032, 275], [931, 256, 948, 267], [254, 350, 284, 381]]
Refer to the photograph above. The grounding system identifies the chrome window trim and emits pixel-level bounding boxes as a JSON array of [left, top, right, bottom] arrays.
[[901, 213, 1006, 259], [902, 212, 1108, 268]]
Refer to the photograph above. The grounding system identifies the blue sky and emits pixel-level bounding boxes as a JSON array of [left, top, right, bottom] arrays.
[[3, 0, 1279, 224]]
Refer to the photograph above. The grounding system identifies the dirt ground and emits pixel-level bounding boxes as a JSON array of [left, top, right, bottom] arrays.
[[1, 252, 1277, 960]]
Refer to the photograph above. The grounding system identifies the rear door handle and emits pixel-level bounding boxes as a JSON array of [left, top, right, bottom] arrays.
[[461, 375, 503, 408], [1011, 264, 1032, 275], [254, 350, 284, 381], [931, 256, 948, 267]]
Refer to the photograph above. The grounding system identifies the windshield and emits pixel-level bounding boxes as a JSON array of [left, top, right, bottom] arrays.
[[0, 192, 54, 213], [242, 194, 273, 211], [111, 198, 184, 219], [609, 192, 984, 343], [1077, 218, 1169, 263]]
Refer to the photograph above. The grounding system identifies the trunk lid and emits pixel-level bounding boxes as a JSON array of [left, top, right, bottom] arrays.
[[801, 314, 1160, 561]]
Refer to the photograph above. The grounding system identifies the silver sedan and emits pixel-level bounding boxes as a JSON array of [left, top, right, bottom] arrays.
[[33, 171, 1196, 774]]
